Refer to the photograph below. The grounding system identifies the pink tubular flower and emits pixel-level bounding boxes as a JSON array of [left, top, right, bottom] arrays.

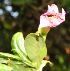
[[39, 4, 66, 28]]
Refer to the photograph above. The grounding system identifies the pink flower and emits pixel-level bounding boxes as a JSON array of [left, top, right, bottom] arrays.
[[39, 4, 66, 28]]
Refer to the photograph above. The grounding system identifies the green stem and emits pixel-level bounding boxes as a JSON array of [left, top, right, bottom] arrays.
[[36, 27, 50, 41]]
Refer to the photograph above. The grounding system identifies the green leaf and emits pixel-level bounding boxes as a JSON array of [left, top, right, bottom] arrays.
[[0, 61, 35, 71], [0, 58, 8, 64], [11, 32, 26, 55], [11, 32, 28, 61], [0, 63, 13, 71], [0, 52, 20, 60], [11, 32, 34, 67], [7, 60, 35, 71], [24, 33, 47, 68]]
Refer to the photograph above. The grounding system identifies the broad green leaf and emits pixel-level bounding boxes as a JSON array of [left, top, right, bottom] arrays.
[[11, 32, 28, 60], [11, 32, 26, 55], [11, 32, 34, 67], [24, 33, 47, 68]]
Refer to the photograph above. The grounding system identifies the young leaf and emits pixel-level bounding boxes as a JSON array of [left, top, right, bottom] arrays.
[[11, 32, 26, 54], [11, 32, 35, 67], [24, 33, 47, 68]]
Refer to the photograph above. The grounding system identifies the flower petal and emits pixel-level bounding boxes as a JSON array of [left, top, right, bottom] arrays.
[[39, 4, 66, 28], [39, 15, 51, 28], [62, 8, 66, 20], [47, 4, 59, 14]]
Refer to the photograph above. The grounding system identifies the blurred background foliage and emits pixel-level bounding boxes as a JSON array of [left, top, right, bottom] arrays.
[[0, 0, 70, 71]]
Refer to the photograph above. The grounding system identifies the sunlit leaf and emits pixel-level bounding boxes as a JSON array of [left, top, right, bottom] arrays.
[[11, 32, 33, 67], [0, 63, 13, 71], [0, 58, 7, 64], [24, 33, 47, 68], [8, 60, 35, 71], [0, 52, 20, 60]]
